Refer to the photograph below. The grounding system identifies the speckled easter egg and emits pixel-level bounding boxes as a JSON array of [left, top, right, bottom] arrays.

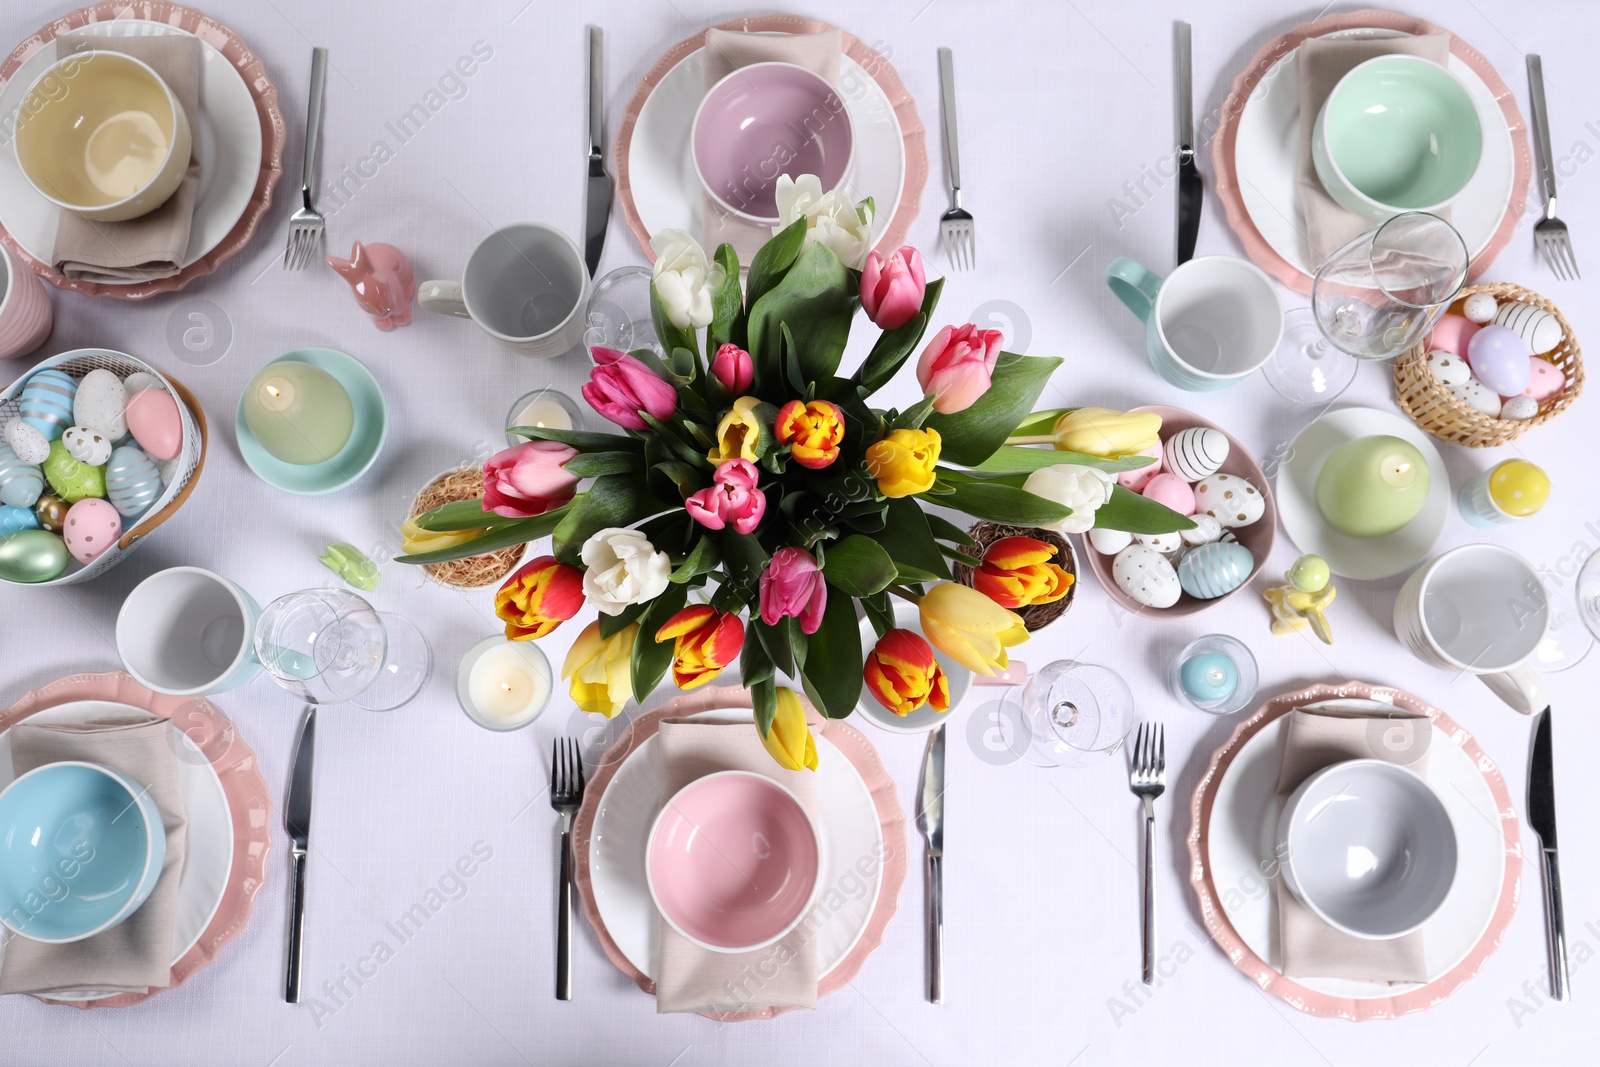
[[122, 372, 158, 396], [18, 369, 77, 440], [1142, 473, 1195, 516], [0, 529, 68, 583], [4, 420, 50, 465], [72, 369, 127, 439], [1424, 349, 1472, 386], [0, 441, 44, 508], [0, 504, 41, 538], [1193, 473, 1265, 529], [62, 498, 121, 564], [1449, 378, 1502, 417], [1181, 513, 1223, 546], [1525, 357, 1565, 401], [1163, 427, 1230, 482], [1500, 395, 1539, 421], [1178, 540, 1255, 600], [1115, 443, 1163, 492], [1492, 301, 1563, 355], [1462, 293, 1498, 324], [1466, 325, 1531, 396], [1112, 543, 1181, 608], [62, 425, 113, 466], [124, 388, 182, 460], [42, 439, 105, 503], [1087, 527, 1133, 555], [1425, 314, 1480, 358], [105, 445, 163, 519]]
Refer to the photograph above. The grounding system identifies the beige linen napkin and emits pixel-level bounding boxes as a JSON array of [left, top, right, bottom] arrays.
[[1295, 33, 1452, 266], [51, 34, 203, 282], [652, 719, 820, 1014], [1273, 704, 1432, 983], [699, 27, 843, 262], [0, 713, 188, 996]]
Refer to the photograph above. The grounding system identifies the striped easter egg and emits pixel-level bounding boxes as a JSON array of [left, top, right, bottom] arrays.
[[105, 445, 163, 519], [0, 441, 45, 507], [1178, 540, 1255, 600], [1164, 426, 1230, 483], [1492, 301, 1563, 355], [18, 369, 79, 441], [0, 503, 41, 537]]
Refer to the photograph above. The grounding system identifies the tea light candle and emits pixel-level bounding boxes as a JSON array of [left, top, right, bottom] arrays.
[[505, 389, 583, 446], [242, 361, 355, 466], [1179, 653, 1238, 704], [1169, 634, 1258, 716], [456, 636, 551, 731]]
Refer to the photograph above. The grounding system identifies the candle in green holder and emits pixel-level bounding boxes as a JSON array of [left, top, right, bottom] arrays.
[[242, 361, 354, 466], [1315, 434, 1430, 538]]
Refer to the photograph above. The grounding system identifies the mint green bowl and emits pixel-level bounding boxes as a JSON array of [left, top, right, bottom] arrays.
[[1313, 55, 1483, 222]]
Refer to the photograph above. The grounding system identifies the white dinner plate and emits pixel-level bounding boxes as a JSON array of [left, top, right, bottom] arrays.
[[1206, 699, 1506, 998], [589, 708, 884, 979], [0, 700, 234, 1001], [627, 46, 905, 250], [1234, 28, 1515, 274], [0, 19, 263, 281]]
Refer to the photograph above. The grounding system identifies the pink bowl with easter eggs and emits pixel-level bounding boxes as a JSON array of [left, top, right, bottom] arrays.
[[646, 770, 821, 952]]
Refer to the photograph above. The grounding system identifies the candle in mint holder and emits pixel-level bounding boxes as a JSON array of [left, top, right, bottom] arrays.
[[1169, 634, 1257, 716]]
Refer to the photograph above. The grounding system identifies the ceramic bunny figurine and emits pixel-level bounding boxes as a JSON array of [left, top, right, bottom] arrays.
[[327, 241, 415, 330]]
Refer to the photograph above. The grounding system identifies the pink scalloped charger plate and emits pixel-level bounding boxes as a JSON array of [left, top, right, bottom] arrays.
[[1187, 680, 1521, 1021], [573, 685, 907, 1021], [0, 671, 271, 1008], [615, 14, 926, 263], [1212, 9, 1530, 295], [0, 1, 286, 300]]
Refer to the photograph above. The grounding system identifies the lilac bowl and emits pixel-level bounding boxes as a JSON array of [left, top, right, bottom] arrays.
[[692, 62, 854, 224]]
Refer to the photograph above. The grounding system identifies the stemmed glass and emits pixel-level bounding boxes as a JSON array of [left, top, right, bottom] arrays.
[[254, 589, 432, 711], [1009, 660, 1135, 769]]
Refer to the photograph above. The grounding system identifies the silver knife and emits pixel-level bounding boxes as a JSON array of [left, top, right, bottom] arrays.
[[915, 724, 945, 1004], [284, 706, 317, 1004], [583, 27, 612, 276], [1174, 22, 1202, 265], [1529, 706, 1569, 1000]]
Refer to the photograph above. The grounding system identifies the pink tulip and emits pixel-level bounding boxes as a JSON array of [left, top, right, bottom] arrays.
[[861, 245, 926, 330], [685, 458, 767, 535], [482, 440, 580, 518], [759, 546, 827, 635], [710, 343, 754, 394], [916, 323, 1003, 414], [582, 346, 678, 431]]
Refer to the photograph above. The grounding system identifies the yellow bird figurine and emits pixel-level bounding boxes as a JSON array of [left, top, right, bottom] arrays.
[[1264, 554, 1336, 645]]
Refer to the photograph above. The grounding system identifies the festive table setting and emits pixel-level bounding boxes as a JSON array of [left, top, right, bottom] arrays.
[[0, 0, 1597, 1064]]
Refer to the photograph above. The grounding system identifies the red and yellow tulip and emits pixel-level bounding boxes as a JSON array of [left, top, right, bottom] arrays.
[[774, 399, 845, 469], [654, 605, 745, 689], [493, 555, 585, 640], [863, 628, 949, 715], [973, 536, 1074, 609]]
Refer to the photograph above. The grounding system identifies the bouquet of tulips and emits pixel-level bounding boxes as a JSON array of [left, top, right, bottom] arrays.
[[399, 175, 1191, 770]]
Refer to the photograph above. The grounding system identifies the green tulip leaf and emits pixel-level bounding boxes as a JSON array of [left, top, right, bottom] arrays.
[[752, 676, 778, 739], [745, 218, 807, 311], [708, 243, 745, 352], [748, 242, 856, 388], [410, 498, 526, 532], [507, 426, 643, 454], [923, 352, 1062, 466], [967, 445, 1155, 475], [799, 585, 862, 718], [552, 475, 671, 565], [933, 476, 1073, 526], [820, 535, 897, 597], [876, 497, 952, 580], [393, 506, 569, 565], [1093, 485, 1198, 535], [561, 451, 644, 478]]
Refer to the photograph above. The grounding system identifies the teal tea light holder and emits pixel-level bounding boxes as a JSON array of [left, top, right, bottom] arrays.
[[1169, 634, 1258, 715]]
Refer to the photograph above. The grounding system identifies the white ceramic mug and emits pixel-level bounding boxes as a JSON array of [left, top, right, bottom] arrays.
[[116, 567, 262, 696], [419, 223, 591, 357], [0, 243, 53, 360], [1393, 544, 1550, 713]]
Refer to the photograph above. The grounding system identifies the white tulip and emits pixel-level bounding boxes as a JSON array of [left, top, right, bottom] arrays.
[[580, 527, 672, 615], [772, 174, 874, 270], [649, 228, 718, 329], [1023, 464, 1117, 534]]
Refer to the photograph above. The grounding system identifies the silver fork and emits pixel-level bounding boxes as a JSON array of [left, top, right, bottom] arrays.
[[1128, 722, 1166, 985], [936, 47, 974, 271], [549, 737, 585, 1001], [1528, 55, 1580, 280], [284, 47, 329, 270]]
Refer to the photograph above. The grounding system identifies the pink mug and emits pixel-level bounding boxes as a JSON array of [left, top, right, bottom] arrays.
[[0, 243, 52, 360]]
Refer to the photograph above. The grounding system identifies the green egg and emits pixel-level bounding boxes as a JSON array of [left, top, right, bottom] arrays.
[[42, 439, 106, 504], [0, 529, 70, 583]]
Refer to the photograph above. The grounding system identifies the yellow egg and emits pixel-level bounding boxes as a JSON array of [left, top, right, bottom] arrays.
[[1488, 460, 1550, 517]]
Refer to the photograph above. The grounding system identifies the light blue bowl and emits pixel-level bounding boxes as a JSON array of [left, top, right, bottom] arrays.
[[234, 347, 388, 495], [0, 761, 165, 943]]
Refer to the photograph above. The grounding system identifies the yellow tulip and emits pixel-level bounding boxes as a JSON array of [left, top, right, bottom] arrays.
[[761, 687, 818, 772], [708, 396, 774, 465], [1049, 407, 1162, 458], [864, 427, 940, 498], [399, 517, 488, 556], [560, 620, 639, 718], [918, 582, 1029, 677]]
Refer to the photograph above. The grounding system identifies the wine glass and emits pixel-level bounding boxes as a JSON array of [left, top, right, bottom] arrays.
[[583, 265, 660, 358], [254, 589, 432, 711], [1011, 660, 1135, 769]]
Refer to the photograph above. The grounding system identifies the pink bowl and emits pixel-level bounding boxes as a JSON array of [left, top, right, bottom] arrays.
[[646, 770, 821, 952], [692, 62, 854, 224]]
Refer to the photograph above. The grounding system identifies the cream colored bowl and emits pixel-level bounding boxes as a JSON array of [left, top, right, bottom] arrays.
[[14, 51, 191, 222]]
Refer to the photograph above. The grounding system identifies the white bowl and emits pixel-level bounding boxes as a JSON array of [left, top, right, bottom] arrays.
[[853, 603, 972, 734], [1277, 758, 1458, 940]]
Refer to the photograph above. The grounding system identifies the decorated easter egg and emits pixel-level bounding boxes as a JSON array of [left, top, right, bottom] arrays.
[[1181, 513, 1223, 546], [1425, 314, 1480, 358], [1462, 292, 1498, 324], [124, 388, 181, 461], [105, 445, 163, 519], [62, 498, 121, 564], [62, 425, 113, 466], [1178, 540, 1255, 600], [1467, 325, 1531, 396], [0, 504, 41, 537], [1488, 460, 1550, 518], [1135, 531, 1184, 557], [1163, 426, 1230, 482], [18, 369, 77, 440], [1193, 473, 1265, 528], [1424, 350, 1472, 386], [122, 371, 158, 395], [72, 369, 127, 439], [4, 420, 50, 465], [1142, 473, 1195, 516], [1087, 527, 1133, 555], [1115, 443, 1163, 492], [1501, 395, 1539, 421], [0, 529, 69, 583], [1493, 301, 1563, 355], [42, 439, 105, 503], [0, 441, 44, 508], [34, 494, 68, 532], [1448, 379, 1502, 417], [1525, 357, 1565, 401], [1112, 543, 1181, 609]]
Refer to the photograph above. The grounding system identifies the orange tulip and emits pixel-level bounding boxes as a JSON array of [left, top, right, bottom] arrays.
[[973, 536, 1074, 609], [774, 399, 845, 469], [863, 628, 950, 716], [494, 555, 585, 640], [654, 605, 745, 689]]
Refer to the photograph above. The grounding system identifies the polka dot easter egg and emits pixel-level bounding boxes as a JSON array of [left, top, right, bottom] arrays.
[[1449, 379, 1502, 417], [18, 369, 77, 440], [1466, 325, 1531, 397], [1181, 513, 1223, 546], [62, 498, 121, 565], [1112, 544, 1181, 608], [1193, 473, 1265, 529], [62, 426, 113, 467], [1115, 443, 1163, 492], [1525, 357, 1565, 401], [72, 369, 128, 439], [1135, 531, 1185, 557]]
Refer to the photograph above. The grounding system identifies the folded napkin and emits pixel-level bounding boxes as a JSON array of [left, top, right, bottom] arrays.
[[1295, 33, 1452, 267], [1273, 703, 1432, 983], [50, 34, 203, 282], [652, 718, 820, 1014], [0, 713, 188, 997], [699, 27, 843, 262]]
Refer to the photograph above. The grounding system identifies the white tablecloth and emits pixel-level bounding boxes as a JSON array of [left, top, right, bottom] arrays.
[[2, 1, 1597, 1063]]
